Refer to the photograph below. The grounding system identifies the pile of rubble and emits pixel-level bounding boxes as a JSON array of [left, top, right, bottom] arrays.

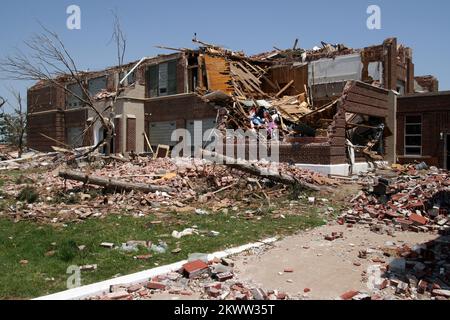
[[89, 255, 290, 301], [0, 156, 339, 224], [343, 237, 450, 300], [339, 165, 450, 235], [187, 39, 351, 145]]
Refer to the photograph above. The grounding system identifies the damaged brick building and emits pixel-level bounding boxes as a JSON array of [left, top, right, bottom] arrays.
[[397, 91, 450, 169], [26, 37, 440, 174]]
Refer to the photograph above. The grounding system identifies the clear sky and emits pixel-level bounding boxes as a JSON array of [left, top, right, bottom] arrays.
[[0, 0, 449, 110]]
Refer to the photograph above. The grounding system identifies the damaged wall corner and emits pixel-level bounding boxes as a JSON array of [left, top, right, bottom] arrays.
[[385, 90, 398, 164]]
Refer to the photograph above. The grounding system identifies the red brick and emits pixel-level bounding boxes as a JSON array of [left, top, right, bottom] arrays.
[[409, 213, 428, 225], [417, 280, 428, 294], [182, 260, 209, 278], [207, 287, 221, 298], [340, 290, 359, 300], [217, 272, 234, 282], [138, 290, 148, 297], [277, 292, 288, 300], [145, 281, 166, 290]]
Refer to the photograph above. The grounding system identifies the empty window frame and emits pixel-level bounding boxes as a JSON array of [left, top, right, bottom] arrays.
[[66, 83, 84, 109], [119, 70, 136, 86], [146, 60, 177, 98], [88, 76, 107, 96], [404, 115, 422, 156]]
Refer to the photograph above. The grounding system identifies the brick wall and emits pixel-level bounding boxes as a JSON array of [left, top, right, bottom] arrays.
[[27, 110, 65, 151], [415, 76, 439, 93], [145, 94, 217, 125], [65, 108, 88, 129], [397, 93, 450, 168], [28, 85, 65, 113]]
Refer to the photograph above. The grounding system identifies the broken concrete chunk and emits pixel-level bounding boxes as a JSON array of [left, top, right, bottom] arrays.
[[100, 242, 114, 249], [221, 258, 234, 267], [251, 288, 266, 300], [432, 289, 450, 298], [389, 258, 406, 274], [80, 264, 98, 271]]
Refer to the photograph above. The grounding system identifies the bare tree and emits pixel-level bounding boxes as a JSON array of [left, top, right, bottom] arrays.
[[110, 10, 127, 70], [0, 25, 114, 156], [0, 89, 28, 158]]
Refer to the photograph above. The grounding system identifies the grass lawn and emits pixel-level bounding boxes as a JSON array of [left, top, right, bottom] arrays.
[[0, 205, 325, 299]]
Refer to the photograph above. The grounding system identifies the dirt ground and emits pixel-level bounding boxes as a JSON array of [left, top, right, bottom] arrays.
[[231, 223, 437, 300]]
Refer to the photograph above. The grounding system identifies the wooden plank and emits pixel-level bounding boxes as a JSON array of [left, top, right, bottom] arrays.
[[275, 80, 294, 97], [204, 55, 233, 94], [230, 64, 266, 95], [236, 61, 262, 85]]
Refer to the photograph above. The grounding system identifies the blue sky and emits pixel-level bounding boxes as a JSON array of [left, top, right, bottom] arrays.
[[0, 0, 449, 110]]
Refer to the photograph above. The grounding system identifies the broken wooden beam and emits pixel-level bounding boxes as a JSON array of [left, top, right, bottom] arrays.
[[201, 150, 321, 192], [275, 80, 294, 97], [58, 170, 175, 193]]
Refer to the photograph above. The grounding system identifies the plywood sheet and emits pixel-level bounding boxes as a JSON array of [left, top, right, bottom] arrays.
[[204, 55, 233, 94]]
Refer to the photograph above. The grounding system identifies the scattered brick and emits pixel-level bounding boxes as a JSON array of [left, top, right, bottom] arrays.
[[145, 281, 166, 290], [340, 290, 359, 300], [408, 213, 428, 226], [217, 272, 234, 282], [182, 260, 209, 279]]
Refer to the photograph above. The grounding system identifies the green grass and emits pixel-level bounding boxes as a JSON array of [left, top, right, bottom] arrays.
[[0, 208, 324, 299]]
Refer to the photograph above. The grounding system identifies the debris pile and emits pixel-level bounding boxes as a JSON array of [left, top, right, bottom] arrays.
[[184, 39, 341, 142], [339, 166, 450, 235], [0, 156, 339, 223], [346, 237, 450, 300], [89, 256, 290, 301]]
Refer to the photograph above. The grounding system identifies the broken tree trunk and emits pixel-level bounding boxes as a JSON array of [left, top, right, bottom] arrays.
[[59, 170, 175, 194], [201, 150, 321, 191]]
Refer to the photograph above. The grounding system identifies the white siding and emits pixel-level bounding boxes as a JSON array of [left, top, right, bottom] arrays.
[[149, 121, 177, 146], [308, 54, 362, 85], [186, 118, 217, 147]]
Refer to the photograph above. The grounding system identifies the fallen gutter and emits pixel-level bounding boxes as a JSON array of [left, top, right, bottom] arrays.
[[33, 237, 277, 300], [119, 57, 149, 85]]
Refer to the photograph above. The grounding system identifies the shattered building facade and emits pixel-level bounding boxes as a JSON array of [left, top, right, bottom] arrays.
[[26, 37, 433, 174]]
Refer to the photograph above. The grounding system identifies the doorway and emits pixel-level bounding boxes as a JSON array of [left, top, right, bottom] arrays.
[[98, 128, 114, 154]]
